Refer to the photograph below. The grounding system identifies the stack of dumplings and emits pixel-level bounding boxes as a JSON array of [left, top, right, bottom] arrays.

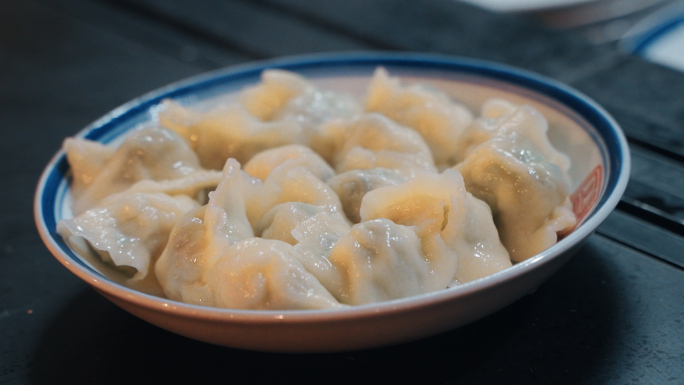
[[58, 68, 577, 310]]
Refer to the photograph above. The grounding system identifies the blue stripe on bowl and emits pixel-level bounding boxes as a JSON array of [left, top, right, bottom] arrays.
[[41, 156, 104, 274]]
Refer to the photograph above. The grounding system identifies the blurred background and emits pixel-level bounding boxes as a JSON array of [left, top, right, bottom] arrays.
[[2, 0, 684, 383], [466, 0, 684, 72]]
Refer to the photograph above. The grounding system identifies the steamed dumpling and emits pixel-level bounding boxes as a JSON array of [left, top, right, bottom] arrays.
[[239, 69, 313, 121], [256, 202, 341, 245], [243, 144, 335, 182], [318, 113, 437, 177], [206, 238, 342, 310], [243, 163, 343, 229], [360, 169, 511, 284], [359, 169, 460, 287], [156, 159, 342, 310], [289, 210, 442, 306], [239, 69, 362, 129], [60, 67, 579, 310], [455, 106, 576, 261], [101, 169, 222, 207], [63, 137, 115, 191], [290, 210, 353, 297], [57, 192, 198, 283], [157, 100, 305, 169], [456, 100, 572, 177], [154, 205, 215, 304], [448, 98, 518, 164], [65, 126, 204, 215], [155, 159, 255, 305], [238, 69, 362, 160], [446, 192, 512, 284], [327, 168, 407, 223], [326, 218, 441, 305], [156, 158, 345, 307], [364, 67, 473, 167]]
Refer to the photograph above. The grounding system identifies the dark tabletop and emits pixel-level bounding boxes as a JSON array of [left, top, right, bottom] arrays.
[[2, 0, 683, 383]]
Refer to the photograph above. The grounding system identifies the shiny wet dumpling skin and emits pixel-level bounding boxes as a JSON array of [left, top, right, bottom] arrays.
[[57, 192, 198, 293], [242, 161, 343, 229], [205, 238, 342, 310], [59, 67, 577, 311], [59, 127, 222, 293], [360, 169, 512, 286], [155, 163, 511, 309], [317, 113, 437, 177], [365, 67, 473, 167], [154, 159, 255, 305], [157, 101, 304, 170], [243, 144, 335, 182], [327, 168, 407, 224], [157, 70, 362, 171], [326, 218, 439, 305], [239, 69, 362, 128], [64, 126, 211, 216], [256, 202, 336, 245], [455, 103, 576, 262], [155, 159, 345, 309]]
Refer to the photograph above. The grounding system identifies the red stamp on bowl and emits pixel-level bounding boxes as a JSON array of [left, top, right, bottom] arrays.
[[570, 165, 603, 226]]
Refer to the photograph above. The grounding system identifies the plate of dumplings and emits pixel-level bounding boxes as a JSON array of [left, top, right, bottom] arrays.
[[35, 52, 630, 352]]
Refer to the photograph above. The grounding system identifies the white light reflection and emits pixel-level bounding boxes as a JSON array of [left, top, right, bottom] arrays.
[[525, 254, 546, 265]]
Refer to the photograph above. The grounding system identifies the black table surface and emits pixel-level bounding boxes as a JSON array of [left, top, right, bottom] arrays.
[[2, 0, 683, 383]]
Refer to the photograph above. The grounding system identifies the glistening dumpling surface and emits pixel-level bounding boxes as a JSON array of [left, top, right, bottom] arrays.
[[59, 67, 576, 310], [455, 105, 576, 261], [365, 67, 473, 167], [65, 127, 205, 215]]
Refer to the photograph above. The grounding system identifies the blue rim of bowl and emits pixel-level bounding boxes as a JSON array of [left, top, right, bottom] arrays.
[[34, 51, 630, 320]]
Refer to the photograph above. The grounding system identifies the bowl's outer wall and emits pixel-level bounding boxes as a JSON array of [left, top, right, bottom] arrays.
[[99, 240, 585, 352]]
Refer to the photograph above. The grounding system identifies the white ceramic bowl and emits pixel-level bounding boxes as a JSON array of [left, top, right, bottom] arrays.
[[34, 52, 630, 353]]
